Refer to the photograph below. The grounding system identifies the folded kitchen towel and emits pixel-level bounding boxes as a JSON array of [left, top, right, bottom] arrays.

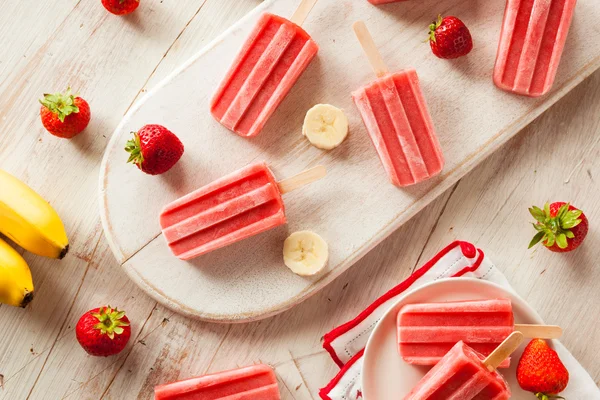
[[319, 241, 600, 400]]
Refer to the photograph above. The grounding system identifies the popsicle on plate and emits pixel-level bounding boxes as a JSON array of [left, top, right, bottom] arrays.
[[154, 364, 280, 400], [493, 0, 578, 97], [160, 163, 326, 260], [399, 299, 514, 368], [211, 0, 320, 137], [352, 21, 444, 187], [404, 332, 524, 400], [397, 299, 562, 368]]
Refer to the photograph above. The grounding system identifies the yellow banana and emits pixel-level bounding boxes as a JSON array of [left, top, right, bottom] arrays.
[[0, 169, 69, 259], [0, 238, 34, 307]]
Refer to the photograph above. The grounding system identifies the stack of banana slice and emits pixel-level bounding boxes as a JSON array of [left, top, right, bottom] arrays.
[[0, 170, 69, 307]]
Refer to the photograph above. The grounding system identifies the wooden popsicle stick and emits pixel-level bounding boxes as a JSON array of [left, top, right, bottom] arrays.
[[515, 324, 563, 339], [278, 165, 326, 194], [290, 0, 319, 26], [483, 331, 524, 371], [352, 21, 389, 78]]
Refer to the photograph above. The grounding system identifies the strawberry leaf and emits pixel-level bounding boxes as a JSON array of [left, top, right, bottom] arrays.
[[529, 231, 546, 249], [556, 233, 568, 249], [125, 132, 144, 166], [545, 233, 556, 247], [529, 206, 546, 222], [544, 202, 551, 216]]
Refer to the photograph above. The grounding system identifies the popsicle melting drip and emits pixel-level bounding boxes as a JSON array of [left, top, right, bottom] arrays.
[[352, 70, 444, 187], [494, 0, 578, 97], [403, 341, 511, 400], [398, 299, 514, 368], [154, 364, 281, 400], [211, 13, 319, 137], [160, 163, 286, 260]]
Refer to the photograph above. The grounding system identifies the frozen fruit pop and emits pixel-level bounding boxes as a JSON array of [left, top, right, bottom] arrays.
[[493, 0, 578, 97], [352, 21, 444, 187], [398, 299, 562, 368], [404, 332, 524, 400], [160, 163, 326, 260], [154, 364, 280, 400], [211, 0, 320, 137]]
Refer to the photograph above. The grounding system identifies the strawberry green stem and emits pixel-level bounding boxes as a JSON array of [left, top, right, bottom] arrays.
[[39, 87, 80, 122], [92, 306, 129, 340], [125, 132, 144, 167], [528, 203, 582, 249]]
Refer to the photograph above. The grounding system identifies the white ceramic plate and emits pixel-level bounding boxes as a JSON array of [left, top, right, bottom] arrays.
[[362, 278, 548, 400]]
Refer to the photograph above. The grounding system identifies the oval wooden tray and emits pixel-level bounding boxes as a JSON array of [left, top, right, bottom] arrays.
[[99, 0, 600, 323]]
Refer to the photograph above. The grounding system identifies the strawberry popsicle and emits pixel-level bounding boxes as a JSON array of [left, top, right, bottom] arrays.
[[211, 0, 320, 137], [160, 163, 326, 260], [352, 21, 444, 187], [403, 340, 513, 400], [397, 299, 562, 368], [154, 364, 280, 400], [398, 299, 514, 368], [493, 0, 578, 97]]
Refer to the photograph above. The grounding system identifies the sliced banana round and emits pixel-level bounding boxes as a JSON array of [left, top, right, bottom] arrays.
[[302, 104, 349, 150], [283, 231, 329, 276]]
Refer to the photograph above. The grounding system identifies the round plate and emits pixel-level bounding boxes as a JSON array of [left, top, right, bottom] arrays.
[[362, 278, 547, 400]]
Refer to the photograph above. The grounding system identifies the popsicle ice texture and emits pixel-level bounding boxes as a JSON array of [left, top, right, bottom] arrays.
[[493, 0, 578, 97], [160, 163, 286, 260], [154, 364, 280, 400], [403, 341, 511, 400], [398, 299, 513, 368], [352, 69, 445, 187], [211, 12, 319, 137]]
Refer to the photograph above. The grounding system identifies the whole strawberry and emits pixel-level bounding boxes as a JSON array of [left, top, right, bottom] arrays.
[[76, 306, 131, 357], [39, 88, 91, 138], [529, 202, 588, 252], [428, 15, 473, 59], [102, 0, 140, 15], [517, 339, 569, 399], [125, 124, 184, 175]]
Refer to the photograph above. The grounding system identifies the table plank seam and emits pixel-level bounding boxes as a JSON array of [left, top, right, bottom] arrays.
[[410, 182, 460, 274], [24, 233, 103, 399]]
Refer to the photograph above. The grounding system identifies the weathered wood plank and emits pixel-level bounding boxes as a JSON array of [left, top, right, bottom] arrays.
[[0, 0, 228, 398]]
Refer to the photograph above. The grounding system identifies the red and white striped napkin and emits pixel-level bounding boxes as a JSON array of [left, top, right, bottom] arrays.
[[319, 241, 599, 400]]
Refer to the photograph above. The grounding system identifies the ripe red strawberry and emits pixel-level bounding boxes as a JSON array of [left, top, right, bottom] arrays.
[[76, 306, 131, 357], [125, 124, 184, 175], [39, 88, 91, 138], [428, 15, 473, 59], [102, 0, 140, 15], [529, 202, 588, 252], [517, 339, 569, 399]]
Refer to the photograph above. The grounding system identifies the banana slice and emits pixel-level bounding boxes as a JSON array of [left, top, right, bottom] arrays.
[[283, 231, 329, 276], [302, 104, 348, 150]]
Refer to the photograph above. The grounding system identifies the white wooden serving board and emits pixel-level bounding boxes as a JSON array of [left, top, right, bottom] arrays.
[[99, 0, 600, 323]]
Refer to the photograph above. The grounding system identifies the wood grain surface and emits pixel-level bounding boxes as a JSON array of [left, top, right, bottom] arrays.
[[0, 0, 599, 399]]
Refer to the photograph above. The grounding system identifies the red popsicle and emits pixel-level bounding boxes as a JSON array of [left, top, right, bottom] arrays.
[[211, 0, 320, 137]]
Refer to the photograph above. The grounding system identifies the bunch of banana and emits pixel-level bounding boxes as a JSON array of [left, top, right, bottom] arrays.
[[0, 238, 34, 307], [0, 169, 70, 307], [0, 169, 69, 259]]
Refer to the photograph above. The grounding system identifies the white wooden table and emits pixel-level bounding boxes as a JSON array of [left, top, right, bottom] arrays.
[[0, 1, 598, 399]]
